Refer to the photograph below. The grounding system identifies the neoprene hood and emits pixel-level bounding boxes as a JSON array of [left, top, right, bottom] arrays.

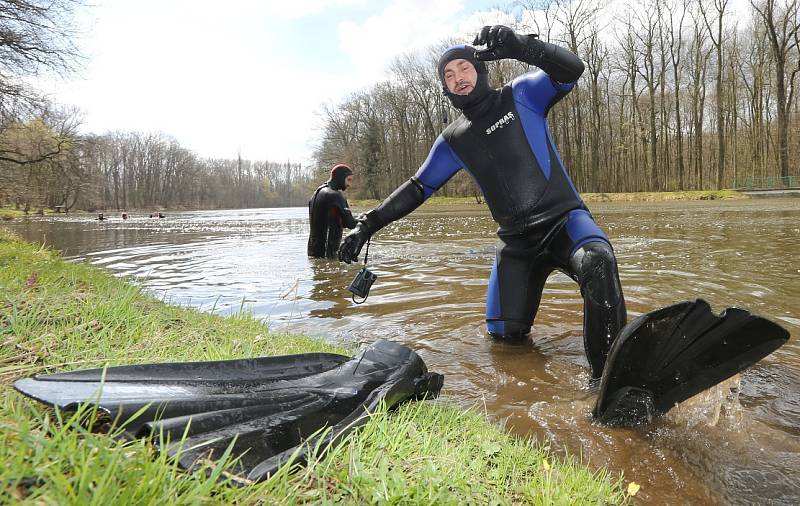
[[329, 163, 353, 190], [438, 44, 491, 110]]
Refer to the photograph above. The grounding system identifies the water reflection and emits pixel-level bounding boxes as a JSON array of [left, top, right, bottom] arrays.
[[4, 199, 800, 505], [307, 259, 352, 320]]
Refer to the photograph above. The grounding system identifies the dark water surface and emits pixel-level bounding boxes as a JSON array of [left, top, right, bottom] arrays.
[[5, 199, 799, 505]]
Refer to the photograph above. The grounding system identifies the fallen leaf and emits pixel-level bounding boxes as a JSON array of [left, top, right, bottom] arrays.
[[485, 443, 501, 457], [627, 482, 641, 496]]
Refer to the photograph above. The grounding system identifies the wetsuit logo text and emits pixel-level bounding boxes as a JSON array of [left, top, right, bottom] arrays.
[[486, 112, 516, 135]]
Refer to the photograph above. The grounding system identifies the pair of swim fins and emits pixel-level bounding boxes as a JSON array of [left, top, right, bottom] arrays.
[[593, 299, 790, 426], [13, 300, 790, 481], [14, 339, 444, 483]]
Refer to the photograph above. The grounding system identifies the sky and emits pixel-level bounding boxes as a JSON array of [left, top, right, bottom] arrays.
[[36, 0, 756, 166], [37, 0, 511, 165]]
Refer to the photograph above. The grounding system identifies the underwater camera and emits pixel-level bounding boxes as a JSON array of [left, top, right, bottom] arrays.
[[348, 267, 377, 303]]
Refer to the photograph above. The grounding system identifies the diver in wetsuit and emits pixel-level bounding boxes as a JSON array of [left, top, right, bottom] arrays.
[[308, 164, 358, 259], [339, 25, 627, 379]]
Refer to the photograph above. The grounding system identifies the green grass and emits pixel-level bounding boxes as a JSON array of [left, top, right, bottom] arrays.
[[582, 189, 746, 202], [350, 189, 747, 208], [1, 207, 26, 221], [0, 206, 67, 220], [0, 229, 630, 504]]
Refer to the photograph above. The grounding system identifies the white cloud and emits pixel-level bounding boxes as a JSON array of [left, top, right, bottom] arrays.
[[260, 0, 367, 20], [336, 0, 511, 85], [31, 0, 762, 166], [42, 0, 328, 162], [33, 1, 518, 164]]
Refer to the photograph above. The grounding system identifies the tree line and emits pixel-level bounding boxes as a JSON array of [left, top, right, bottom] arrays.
[[81, 133, 312, 211], [1, 124, 314, 213], [0, 0, 312, 213], [314, 0, 800, 199], [4, 0, 799, 212]]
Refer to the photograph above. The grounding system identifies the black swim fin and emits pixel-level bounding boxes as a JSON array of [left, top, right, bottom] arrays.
[[593, 299, 789, 427], [14, 340, 444, 482]]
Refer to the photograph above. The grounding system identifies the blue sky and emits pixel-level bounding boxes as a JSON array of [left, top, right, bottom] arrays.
[[37, 0, 510, 165]]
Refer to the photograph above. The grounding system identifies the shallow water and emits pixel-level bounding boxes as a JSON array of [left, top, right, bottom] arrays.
[[5, 198, 800, 504]]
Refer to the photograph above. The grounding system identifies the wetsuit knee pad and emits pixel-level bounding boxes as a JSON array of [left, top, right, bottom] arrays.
[[573, 242, 622, 309], [572, 241, 627, 378]]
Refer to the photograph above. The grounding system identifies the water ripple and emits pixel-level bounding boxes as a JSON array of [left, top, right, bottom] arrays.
[[4, 200, 800, 504]]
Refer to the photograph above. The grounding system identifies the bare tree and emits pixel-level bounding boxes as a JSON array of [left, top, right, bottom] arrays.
[[0, 0, 83, 110], [584, 26, 608, 190], [0, 0, 85, 169], [750, 0, 800, 179], [700, 0, 730, 189]]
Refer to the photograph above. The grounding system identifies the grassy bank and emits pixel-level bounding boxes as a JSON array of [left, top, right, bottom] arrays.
[[0, 230, 629, 504], [582, 189, 745, 202], [0, 206, 74, 221], [1, 207, 37, 221], [0, 207, 167, 222], [351, 189, 746, 208]]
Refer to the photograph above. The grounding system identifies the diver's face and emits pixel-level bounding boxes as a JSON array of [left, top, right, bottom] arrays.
[[344, 175, 353, 190], [443, 59, 477, 95]]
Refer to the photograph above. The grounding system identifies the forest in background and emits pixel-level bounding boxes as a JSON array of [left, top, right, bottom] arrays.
[[0, 0, 311, 213], [2, 124, 311, 212], [316, 0, 800, 200], [2, 0, 799, 212]]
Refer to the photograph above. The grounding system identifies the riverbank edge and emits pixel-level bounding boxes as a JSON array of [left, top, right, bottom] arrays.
[[0, 189, 746, 220], [0, 230, 630, 504], [350, 189, 746, 208]]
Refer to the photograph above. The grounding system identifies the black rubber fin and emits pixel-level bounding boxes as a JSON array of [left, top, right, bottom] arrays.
[[28, 352, 350, 384], [593, 299, 789, 427], [14, 340, 444, 482]]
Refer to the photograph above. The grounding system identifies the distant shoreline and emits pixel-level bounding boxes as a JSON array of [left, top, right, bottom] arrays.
[[350, 189, 747, 208], [0, 190, 749, 220]]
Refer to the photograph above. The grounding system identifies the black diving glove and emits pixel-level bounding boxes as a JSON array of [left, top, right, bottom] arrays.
[[473, 24, 584, 83], [339, 178, 427, 263], [339, 221, 372, 264], [473, 25, 543, 63]]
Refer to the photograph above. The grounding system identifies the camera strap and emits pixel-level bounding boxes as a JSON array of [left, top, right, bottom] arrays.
[[363, 237, 371, 265]]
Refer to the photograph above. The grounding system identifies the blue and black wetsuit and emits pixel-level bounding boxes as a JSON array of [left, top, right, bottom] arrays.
[[356, 42, 626, 378]]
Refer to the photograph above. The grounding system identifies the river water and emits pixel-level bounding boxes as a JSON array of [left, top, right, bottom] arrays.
[[4, 198, 799, 505]]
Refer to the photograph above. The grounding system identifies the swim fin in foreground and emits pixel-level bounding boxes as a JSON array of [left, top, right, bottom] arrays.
[[594, 299, 790, 427], [14, 339, 443, 483]]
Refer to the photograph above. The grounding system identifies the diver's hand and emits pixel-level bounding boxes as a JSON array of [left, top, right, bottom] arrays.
[[473, 25, 541, 62], [338, 222, 371, 264]]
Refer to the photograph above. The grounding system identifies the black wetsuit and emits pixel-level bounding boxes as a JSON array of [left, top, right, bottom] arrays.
[[308, 183, 357, 259], [356, 44, 626, 377]]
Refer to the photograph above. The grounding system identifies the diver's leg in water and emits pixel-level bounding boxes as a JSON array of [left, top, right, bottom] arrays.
[[486, 237, 551, 342], [568, 241, 627, 378]]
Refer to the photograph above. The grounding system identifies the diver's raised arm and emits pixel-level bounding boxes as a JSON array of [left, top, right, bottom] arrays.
[[473, 25, 584, 83]]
